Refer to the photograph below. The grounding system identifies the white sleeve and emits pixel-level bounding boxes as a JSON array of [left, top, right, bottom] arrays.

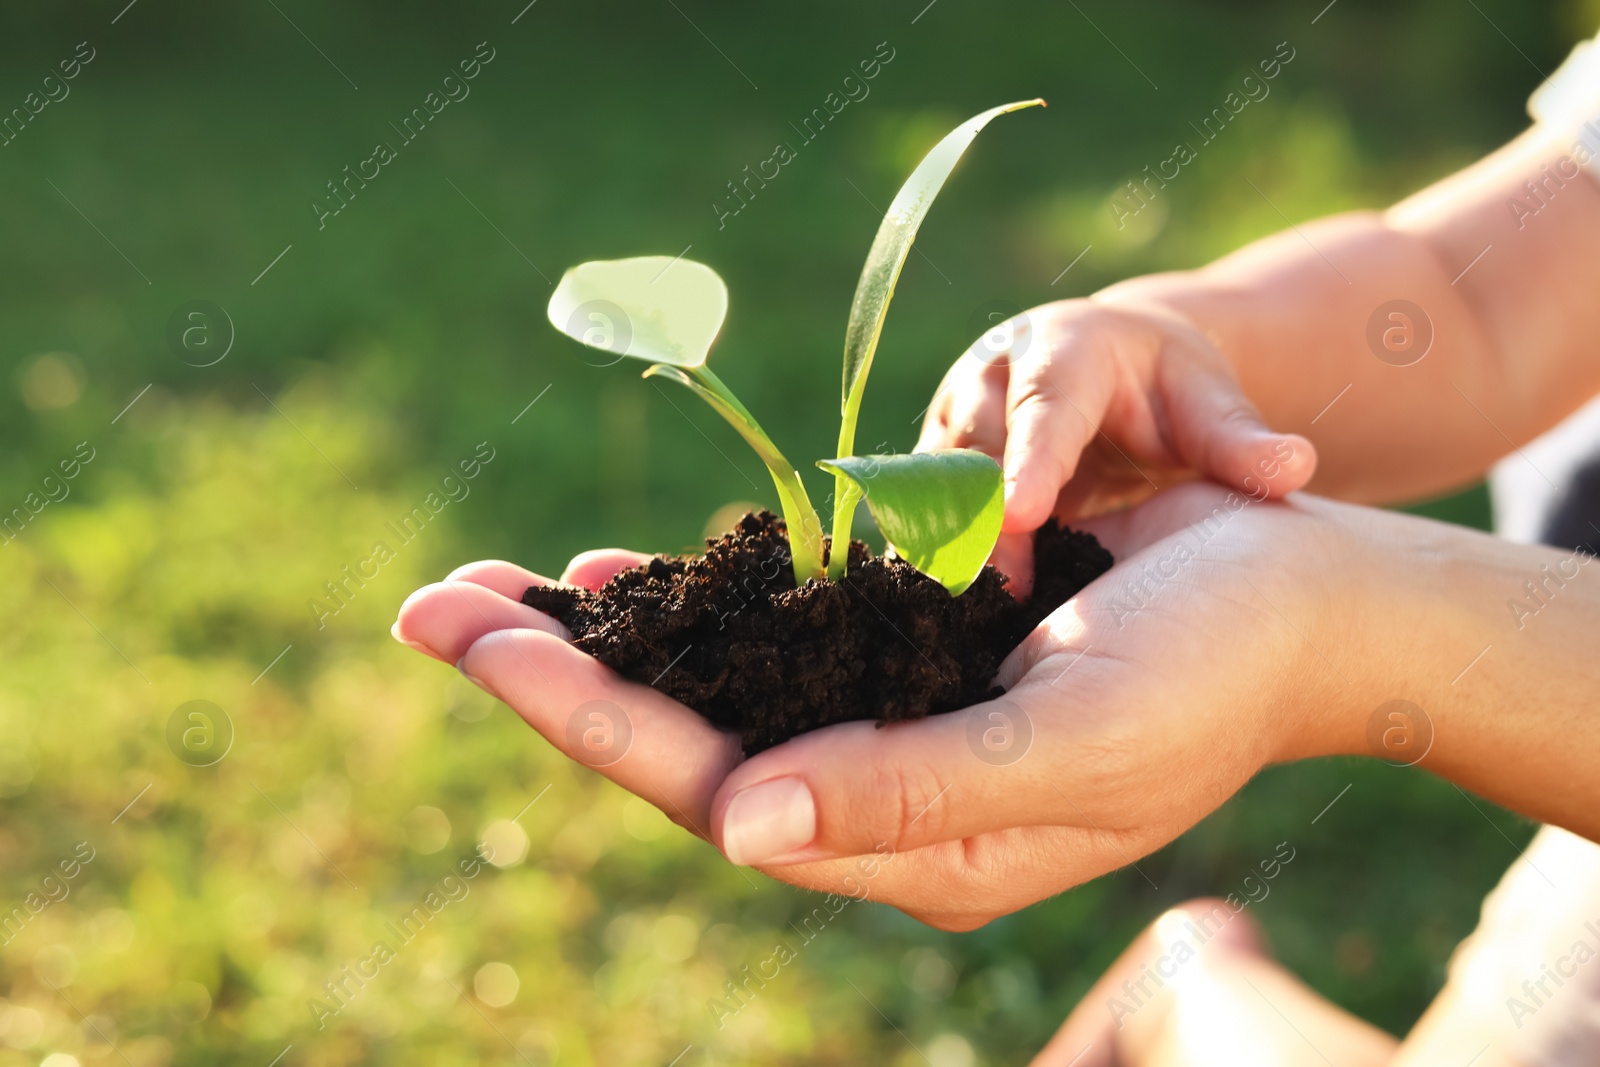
[[1529, 32, 1600, 174]]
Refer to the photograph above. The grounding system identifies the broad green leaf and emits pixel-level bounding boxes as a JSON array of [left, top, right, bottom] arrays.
[[816, 449, 1004, 596], [547, 256, 728, 368], [827, 99, 1043, 576], [546, 255, 825, 584]]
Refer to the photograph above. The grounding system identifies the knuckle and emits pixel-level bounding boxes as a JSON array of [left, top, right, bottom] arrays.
[[1007, 383, 1059, 429], [960, 340, 1019, 375], [872, 762, 950, 848], [1039, 298, 1133, 346], [949, 420, 1004, 457], [1214, 396, 1264, 430]]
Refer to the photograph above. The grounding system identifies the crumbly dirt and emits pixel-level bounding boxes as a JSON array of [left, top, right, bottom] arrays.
[[523, 511, 1112, 754]]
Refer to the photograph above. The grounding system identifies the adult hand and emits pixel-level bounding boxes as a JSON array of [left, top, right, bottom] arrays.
[[685, 483, 1361, 930], [689, 483, 1600, 931], [395, 483, 1371, 931]]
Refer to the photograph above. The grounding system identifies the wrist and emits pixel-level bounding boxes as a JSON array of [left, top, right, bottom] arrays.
[[1264, 499, 1480, 764], [1294, 503, 1596, 794], [1362, 517, 1600, 841]]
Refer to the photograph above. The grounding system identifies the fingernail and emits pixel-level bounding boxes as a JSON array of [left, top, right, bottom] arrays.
[[721, 777, 816, 867], [455, 656, 499, 700], [391, 621, 438, 658]]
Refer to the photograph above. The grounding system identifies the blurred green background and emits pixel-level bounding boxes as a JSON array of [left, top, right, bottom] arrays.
[[1, 0, 1593, 1063]]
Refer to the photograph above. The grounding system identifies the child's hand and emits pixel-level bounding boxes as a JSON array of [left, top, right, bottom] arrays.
[[916, 296, 1316, 594]]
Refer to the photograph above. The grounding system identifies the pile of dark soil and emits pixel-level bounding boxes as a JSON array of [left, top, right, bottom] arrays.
[[523, 512, 1112, 754]]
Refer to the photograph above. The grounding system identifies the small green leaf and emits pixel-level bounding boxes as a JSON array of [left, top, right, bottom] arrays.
[[547, 256, 728, 368], [545, 255, 826, 585], [816, 449, 1004, 596]]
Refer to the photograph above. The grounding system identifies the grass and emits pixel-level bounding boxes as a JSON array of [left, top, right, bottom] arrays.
[[0, 1, 1579, 1062]]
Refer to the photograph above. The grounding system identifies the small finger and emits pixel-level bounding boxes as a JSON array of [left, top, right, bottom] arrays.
[[1002, 324, 1119, 534], [988, 531, 1035, 601], [1162, 357, 1316, 500], [394, 580, 569, 663], [445, 559, 558, 600], [939, 355, 1011, 462], [913, 369, 968, 453], [563, 549, 653, 590]]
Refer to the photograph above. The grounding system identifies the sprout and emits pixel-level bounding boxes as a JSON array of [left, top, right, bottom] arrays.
[[546, 99, 1044, 594], [547, 256, 827, 582]]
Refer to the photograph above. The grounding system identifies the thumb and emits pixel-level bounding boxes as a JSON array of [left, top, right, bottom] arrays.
[[708, 697, 1070, 867], [989, 531, 1035, 601], [1160, 356, 1316, 500]]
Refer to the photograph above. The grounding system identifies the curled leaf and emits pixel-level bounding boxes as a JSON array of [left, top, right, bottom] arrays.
[[816, 449, 1004, 596]]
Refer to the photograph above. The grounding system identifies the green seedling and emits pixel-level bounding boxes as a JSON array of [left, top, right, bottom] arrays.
[[547, 99, 1043, 596]]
